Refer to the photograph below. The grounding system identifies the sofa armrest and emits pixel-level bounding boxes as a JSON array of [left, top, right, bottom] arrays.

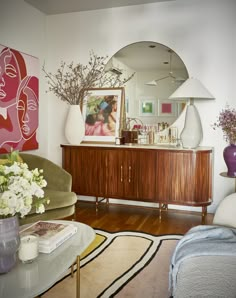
[[20, 153, 72, 192], [213, 193, 236, 228]]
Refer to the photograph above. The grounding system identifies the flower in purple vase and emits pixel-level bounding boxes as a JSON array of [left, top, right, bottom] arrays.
[[212, 105, 236, 144]]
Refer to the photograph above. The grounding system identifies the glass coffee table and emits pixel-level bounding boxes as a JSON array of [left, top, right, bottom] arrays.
[[0, 220, 95, 298]]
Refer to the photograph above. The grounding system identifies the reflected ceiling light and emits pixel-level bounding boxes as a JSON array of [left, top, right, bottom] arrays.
[[145, 49, 186, 86], [145, 80, 158, 86], [169, 77, 214, 148]]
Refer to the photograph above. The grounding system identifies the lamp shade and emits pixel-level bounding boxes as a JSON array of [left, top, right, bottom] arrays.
[[168, 78, 214, 149], [168, 78, 214, 100]]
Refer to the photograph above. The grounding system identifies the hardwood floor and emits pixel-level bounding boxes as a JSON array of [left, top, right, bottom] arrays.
[[74, 200, 214, 235]]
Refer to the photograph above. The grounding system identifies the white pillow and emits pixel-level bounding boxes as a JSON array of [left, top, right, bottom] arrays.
[[213, 193, 236, 228]]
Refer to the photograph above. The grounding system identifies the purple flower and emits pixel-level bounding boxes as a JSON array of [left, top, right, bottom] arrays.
[[213, 105, 236, 144]]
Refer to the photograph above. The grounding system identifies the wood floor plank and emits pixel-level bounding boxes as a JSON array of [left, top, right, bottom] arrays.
[[74, 201, 214, 235]]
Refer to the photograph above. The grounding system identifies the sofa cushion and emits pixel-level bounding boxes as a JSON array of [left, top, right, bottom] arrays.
[[28, 189, 77, 215], [20, 153, 72, 192], [213, 193, 236, 228]]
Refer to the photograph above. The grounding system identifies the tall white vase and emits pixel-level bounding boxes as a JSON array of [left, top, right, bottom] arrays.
[[65, 105, 85, 144]]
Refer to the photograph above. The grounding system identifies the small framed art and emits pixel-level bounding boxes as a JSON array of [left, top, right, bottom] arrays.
[[139, 99, 155, 116], [82, 87, 124, 143], [157, 99, 176, 117]]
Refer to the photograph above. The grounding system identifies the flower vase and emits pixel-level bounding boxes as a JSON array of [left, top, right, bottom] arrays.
[[0, 216, 20, 274], [223, 144, 236, 177], [65, 105, 85, 144]]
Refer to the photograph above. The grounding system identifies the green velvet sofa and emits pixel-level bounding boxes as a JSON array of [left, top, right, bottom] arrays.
[[0, 153, 77, 225]]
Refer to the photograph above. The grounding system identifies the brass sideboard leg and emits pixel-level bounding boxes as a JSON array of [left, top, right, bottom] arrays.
[[96, 197, 108, 212], [159, 204, 162, 221], [159, 204, 168, 221], [201, 206, 207, 224], [95, 197, 99, 212], [162, 204, 168, 210], [76, 255, 80, 298]]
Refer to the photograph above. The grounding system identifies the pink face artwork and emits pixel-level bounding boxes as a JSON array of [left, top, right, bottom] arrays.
[[16, 76, 39, 140], [0, 48, 27, 147], [0, 48, 25, 108], [0, 47, 39, 153]]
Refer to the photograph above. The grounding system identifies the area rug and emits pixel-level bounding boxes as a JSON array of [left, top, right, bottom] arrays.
[[42, 230, 182, 298]]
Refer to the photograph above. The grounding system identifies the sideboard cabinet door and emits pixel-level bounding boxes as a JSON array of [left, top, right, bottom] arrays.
[[106, 148, 138, 199], [156, 150, 212, 206], [106, 148, 156, 202], [137, 149, 157, 201], [62, 146, 106, 197]]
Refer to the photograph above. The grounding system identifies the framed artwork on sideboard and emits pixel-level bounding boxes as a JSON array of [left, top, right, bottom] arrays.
[[82, 87, 125, 143]]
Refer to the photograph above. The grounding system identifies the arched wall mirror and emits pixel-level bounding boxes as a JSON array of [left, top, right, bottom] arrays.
[[105, 41, 189, 128]]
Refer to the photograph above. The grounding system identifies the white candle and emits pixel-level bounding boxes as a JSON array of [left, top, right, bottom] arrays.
[[19, 234, 39, 263]]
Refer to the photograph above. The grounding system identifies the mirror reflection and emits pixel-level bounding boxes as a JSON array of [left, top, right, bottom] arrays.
[[105, 41, 189, 130]]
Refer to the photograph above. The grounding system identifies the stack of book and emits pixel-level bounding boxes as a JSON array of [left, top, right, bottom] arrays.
[[20, 221, 78, 254]]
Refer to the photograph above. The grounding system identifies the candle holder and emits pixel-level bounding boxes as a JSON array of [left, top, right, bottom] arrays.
[[18, 234, 39, 264]]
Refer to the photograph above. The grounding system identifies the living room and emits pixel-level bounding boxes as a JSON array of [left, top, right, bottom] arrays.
[[1, 0, 236, 296], [1, 0, 235, 214]]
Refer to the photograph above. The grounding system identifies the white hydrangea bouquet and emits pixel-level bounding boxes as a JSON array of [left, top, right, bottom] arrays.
[[0, 151, 49, 219]]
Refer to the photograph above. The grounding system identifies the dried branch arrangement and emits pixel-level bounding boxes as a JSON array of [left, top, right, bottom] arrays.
[[42, 51, 135, 105]]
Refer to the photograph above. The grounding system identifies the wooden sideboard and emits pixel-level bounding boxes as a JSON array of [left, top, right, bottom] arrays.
[[61, 144, 213, 218]]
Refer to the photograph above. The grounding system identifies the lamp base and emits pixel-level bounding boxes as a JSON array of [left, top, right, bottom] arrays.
[[180, 104, 203, 149]]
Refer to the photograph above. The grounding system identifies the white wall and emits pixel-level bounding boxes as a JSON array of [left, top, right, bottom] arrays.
[[0, 0, 48, 157], [45, 0, 236, 213], [2, 0, 236, 213]]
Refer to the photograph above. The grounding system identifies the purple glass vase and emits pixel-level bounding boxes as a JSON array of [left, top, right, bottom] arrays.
[[223, 144, 236, 177], [0, 216, 20, 274]]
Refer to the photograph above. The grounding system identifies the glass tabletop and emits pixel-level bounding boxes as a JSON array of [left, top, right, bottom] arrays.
[[0, 220, 95, 298]]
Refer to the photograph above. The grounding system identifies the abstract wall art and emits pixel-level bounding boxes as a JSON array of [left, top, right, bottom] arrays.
[[0, 45, 39, 153]]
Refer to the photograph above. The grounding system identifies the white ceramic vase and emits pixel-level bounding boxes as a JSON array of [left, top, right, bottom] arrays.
[[65, 105, 85, 144]]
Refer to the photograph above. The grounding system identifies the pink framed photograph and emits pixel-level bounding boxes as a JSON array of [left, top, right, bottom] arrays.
[[82, 87, 124, 143], [157, 99, 176, 117]]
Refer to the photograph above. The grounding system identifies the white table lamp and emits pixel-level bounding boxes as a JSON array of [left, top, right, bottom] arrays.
[[169, 78, 214, 148]]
